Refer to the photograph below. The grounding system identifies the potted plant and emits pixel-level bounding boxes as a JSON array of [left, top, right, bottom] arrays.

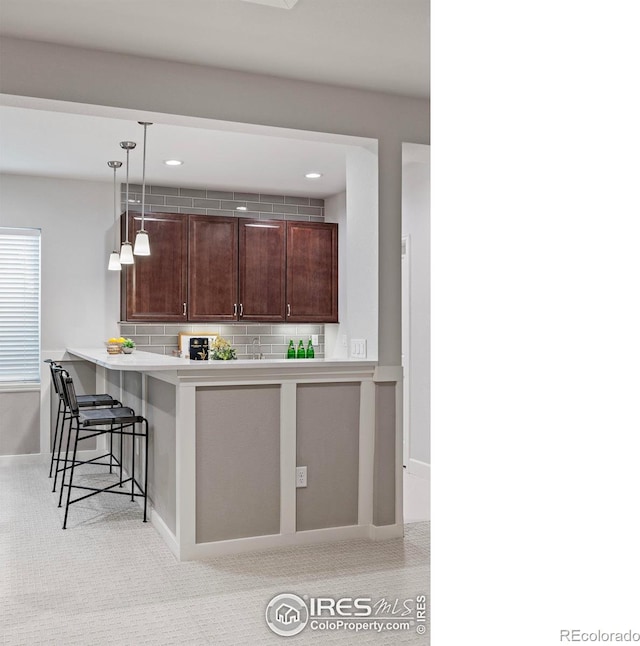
[[121, 338, 136, 354], [209, 336, 237, 361]]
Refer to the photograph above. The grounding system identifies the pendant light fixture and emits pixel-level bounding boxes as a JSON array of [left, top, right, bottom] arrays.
[[107, 160, 123, 271], [119, 140, 137, 264], [134, 121, 153, 256]]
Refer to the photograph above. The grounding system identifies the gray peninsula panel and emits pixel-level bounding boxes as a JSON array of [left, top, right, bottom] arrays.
[[195, 385, 280, 542], [296, 382, 360, 531]]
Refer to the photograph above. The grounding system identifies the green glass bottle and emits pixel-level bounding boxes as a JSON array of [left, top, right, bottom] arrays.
[[287, 340, 295, 359], [306, 338, 315, 359], [296, 340, 306, 359]]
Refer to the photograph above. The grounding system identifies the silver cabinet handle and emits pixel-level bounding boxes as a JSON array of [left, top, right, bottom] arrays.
[[239, 303, 244, 317], [183, 302, 187, 316], [287, 303, 291, 317], [233, 303, 238, 316]]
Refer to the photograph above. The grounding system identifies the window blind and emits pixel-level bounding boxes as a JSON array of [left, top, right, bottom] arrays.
[[0, 228, 41, 383]]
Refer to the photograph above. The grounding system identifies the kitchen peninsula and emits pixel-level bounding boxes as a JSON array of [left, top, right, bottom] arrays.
[[66, 348, 402, 560]]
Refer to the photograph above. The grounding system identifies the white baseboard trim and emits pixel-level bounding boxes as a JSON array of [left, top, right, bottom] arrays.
[[176, 523, 411, 560], [408, 458, 430, 480], [0, 449, 109, 466], [188, 525, 369, 559], [0, 452, 47, 465], [369, 523, 404, 540], [150, 508, 179, 560]]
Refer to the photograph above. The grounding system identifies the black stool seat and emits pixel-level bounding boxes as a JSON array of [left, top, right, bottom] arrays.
[[77, 394, 117, 407], [78, 407, 144, 427]]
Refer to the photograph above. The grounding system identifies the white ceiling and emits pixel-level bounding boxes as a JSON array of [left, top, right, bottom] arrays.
[[0, 103, 364, 197], [0, 0, 429, 99], [0, 0, 428, 197]]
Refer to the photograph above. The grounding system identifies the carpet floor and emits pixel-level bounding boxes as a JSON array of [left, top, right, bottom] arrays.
[[0, 461, 429, 645]]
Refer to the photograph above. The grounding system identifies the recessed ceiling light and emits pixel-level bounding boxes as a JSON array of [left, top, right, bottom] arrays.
[[305, 172, 323, 179], [164, 159, 183, 166], [236, 206, 247, 211]]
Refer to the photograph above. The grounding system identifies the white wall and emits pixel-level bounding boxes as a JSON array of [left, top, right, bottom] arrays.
[[324, 191, 348, 359], [324, 147, 379, 361], [0, 173, 120, 352], [402, 157, 430, 466]]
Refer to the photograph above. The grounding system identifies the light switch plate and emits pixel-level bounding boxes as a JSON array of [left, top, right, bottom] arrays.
[[350, 339, 367, 359], [311, 334, 319, 346]]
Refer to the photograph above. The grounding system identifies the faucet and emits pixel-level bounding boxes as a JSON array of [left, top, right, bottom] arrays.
[[251, 337, 262, 360]]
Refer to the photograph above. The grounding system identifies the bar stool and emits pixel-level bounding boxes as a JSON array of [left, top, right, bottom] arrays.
[[44, 360, 120, 493], [58, 374, 149, 529]]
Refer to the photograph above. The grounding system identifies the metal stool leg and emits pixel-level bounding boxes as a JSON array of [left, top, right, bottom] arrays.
[[108, 430, 112, 474], [48, 398, 62, 478], [119, 425, 124, 487], [131, 424, 136, 502], [57, 415, 74, 507], [52, 410, 67, 493], [53, 412, 70, 495], [62, 422, 80, 530], [143, 419, 149, 522]]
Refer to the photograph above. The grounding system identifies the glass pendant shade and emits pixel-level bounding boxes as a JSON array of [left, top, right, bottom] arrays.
[[108, 251, 122, 271], [119, 241, 134, 264], [134, 230, 150, 256]]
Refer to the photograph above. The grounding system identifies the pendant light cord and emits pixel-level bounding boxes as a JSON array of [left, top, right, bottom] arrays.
[[113, 165, 118, 248], [124, 148, 130, 243], [141, 123, 147, 233]]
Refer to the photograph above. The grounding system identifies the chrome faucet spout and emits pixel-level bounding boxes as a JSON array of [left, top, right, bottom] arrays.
[[251, 337, 260, 360]]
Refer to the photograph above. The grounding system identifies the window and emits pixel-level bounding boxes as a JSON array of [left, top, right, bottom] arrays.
[[0, 228, 41, 384]]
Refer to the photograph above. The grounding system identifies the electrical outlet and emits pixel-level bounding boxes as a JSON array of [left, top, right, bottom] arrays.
[[311, 334, 319, 346], [296, 466, 307, 488]]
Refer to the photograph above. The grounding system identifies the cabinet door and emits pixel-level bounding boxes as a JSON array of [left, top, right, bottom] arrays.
[[123, 212, 188, 322], [286, 222, 338, 323], [188, 215, 238, 321], [238, 220, 286, 322]]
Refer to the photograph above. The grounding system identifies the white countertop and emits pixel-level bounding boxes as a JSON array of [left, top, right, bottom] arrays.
[[66, 348, 377, 372]]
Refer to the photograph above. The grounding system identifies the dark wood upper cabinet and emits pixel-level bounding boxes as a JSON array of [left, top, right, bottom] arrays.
[[122, 213, 338, 324], [286, 222, 338, 323], [188, 215, 238, 321], [122, 212, 188, 322], [238, 219, 286, 322]]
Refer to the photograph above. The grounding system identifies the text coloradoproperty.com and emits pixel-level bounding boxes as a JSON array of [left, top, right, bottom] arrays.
[[560, 630, 640, 642]]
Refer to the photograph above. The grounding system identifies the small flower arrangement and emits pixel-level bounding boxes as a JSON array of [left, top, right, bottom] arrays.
[[210, 336, 237, 361]]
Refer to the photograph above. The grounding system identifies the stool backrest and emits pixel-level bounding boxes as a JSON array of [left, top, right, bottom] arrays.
[[44, 359, 64, 399], [51, 366, 69, 402], [60, 376, 80, 417]]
